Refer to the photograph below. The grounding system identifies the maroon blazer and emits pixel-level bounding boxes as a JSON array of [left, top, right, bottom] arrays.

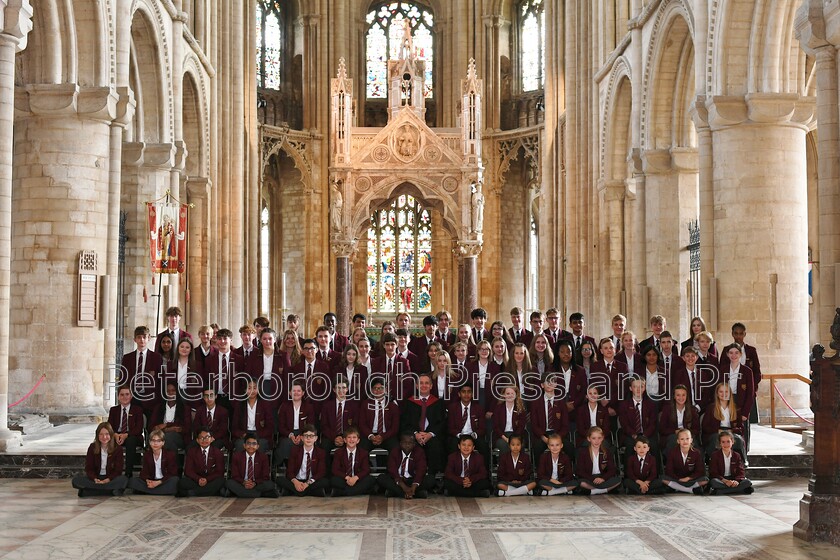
[[492, 402, 527, 440], [575, 403, 611, 441], [315, 348, 341, 367], [624, 453, 658, 482], [331, 446, 371, 479], [496, 452, 533, 482], [429, 374, 457, 401], [397, 350, 423, 376], [320, 398, 360, 441], [471, 327, 490, 344], [287, 359, 333, 410], [359, 398, 400, 441], [537, 452, 575, 483], [657, 402, 701, 446], [529, 395, 570, 439], [615, 351, 645, 377], [276, 400, 317, 437], [286, 445, 327, 481], [589, 360, 630, 407], [708, 449, 746, 480], [84, 443, 124, 480], [407, 335, 438, 371], [371, 354, 411, 400], [108, 404, 144, 437], [330, 363, 368, 399], [386, 446, 427, 483], [138, 449, 178, 482], [189, 403, 230, 447], [231, 399, 275, 441], [151, 400, 189, 432], [449, 343, 477, 362], [155, 329, 192, 353], [246, 352, 286, 407], [200, 350, 247, 395], [543, 328, 574, 349], [120, 349, 164, 406], [553, 365, 588, 410], [508, 328, 534, 348], [447, 400, 486, 438], [435, 329, 457, 348], [183, 445, 226, 482], [330, 333, 349, 353], [465, 360, 493, 403], [232, 345, 258, 360], [743, 344, 762, 386], [702, 403, 744, 437], [672, 365, 714, 413], [722, 365, 756, 419], [575, 446, 617, 480], [230, 450, 271, 484], [617, 398, 658, 439], [664, 447, 705, 480], [444, 451, 488, 484]]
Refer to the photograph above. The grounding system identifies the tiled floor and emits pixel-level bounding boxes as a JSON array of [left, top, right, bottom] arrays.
[[0, 478, 836, 559]]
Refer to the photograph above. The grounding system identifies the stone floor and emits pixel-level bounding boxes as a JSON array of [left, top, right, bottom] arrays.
[[0, 478, 836, 559]]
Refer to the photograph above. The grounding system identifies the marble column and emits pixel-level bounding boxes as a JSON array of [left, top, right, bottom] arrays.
[[185, 177, 211, 331], [332, 239, 356, 338], [706, 94, 814, 412], [0, 0, 32, 450], [457, 242, 481, 324]]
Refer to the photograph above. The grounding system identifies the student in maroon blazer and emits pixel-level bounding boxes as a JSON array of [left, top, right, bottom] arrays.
[[443, 434, 491, 497], [232, 325, 258, 360], [617, 378, 660, 456], [287, 339, 333, 415], [226, 435, 279, 498], [189, 389, 231, 450], [330, 427, 376, 496], [615, 331, 645, 378], [663, 429, 708, 494], [247, 328, 286, 410], [732, 323, 762, 387], [177, 427, 227, 497], [492, 386, 528, 453], [658, 385, 701, 453], [122, 326, 165, 420], [708, 431, 754, 494], [673, 346, 714, 413], [322, 312, 348, 353], [377, 433, 435, 498], [658, 332, 685, 388], [575, 426, 621, 494], [447, 385, 486, 447], [589, 338, 630, 412], [408, 316, 441, 372], [278, 424, 331, 497], [109, 386, 145, 477], [314, 326, 342, 367], [128, 429, 179, 495], [371, 334, 412, 401], [71, 422, 128, 497], [200, 329, 247, 415], [150, 382, 189, 451], [275, 380, 317, 465], [530, 372, 572, 461], [359, 377, 401, 452], [576, 385, 612, 448], [231, 380, 276, 452], [536, 434, 577, 495], [719, 344, 756, 449], [320, 376, 360, 455], [695, 331, 720, 371], [435, 310, 457, 349], [702, 384, 747, 458], [155, 306, 192, 353], [552, 340, 588, 411], [623, 436, 665, 495], [495, 434, 536, 496]]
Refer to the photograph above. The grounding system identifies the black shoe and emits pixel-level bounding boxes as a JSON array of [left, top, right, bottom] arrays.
[[576, 488, 591, 496], [383, 490, 394, 498], [268, 488, 281, 498], [279, 488, 289, 497], [220, 488, 230, 498], [414, 489, 428, 499], [321, 488, 331, 497], [480, 489, 491, 498], [608, 486, 622, 495], [113, 489, 124, 496], [692, 487, 704, 496], [744, 486, 754, 495], [77, 489, 85, 498]]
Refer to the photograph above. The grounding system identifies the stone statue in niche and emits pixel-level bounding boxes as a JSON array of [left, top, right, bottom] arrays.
[[396, 125, 419, 158], [330, 180, 343, 233], [471, 181, 485, 234]]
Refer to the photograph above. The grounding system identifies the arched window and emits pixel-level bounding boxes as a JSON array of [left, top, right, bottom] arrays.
[[366, 2, 435, 99], [260, 205, 270, 315], [256, 1, 283, 89], [367, 195, 432, 315], [520, 0, 545, 91]]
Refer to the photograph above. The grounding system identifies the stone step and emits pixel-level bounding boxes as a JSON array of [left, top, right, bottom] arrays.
[[0, 454, 86, 479], [801, 430, 814, 452], [746, 465, 811, 479], [747, 453, 812, 468], [8, 414, 53, 435]]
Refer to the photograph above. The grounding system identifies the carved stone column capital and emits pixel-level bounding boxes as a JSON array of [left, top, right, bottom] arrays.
[[331, 238, 358, 258]]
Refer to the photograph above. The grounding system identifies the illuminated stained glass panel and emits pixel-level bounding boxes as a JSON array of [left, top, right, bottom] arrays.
[[368, 195, 432, 315], [257, 1, 283, 90], [520, 0, 545, 92], [366, 2, 435, 99]]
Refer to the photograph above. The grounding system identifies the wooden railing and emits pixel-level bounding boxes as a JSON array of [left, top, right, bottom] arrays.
[[763, 373, 812, 428]]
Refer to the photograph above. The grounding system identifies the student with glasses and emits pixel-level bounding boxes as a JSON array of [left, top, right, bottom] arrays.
[[278, 425, 330, 497]]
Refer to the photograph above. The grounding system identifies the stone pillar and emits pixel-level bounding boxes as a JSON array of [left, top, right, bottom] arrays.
[[690, 101, 716, 329], [599, 180, 625, 317], [0, 0, 32, 450], [185, 177, 210, 331], [794, 350, 840, 545], [706, 94, 814, 412], [332, 239, 356, 338], [11, 84, 118, 419], [457, 242, 481, 324]]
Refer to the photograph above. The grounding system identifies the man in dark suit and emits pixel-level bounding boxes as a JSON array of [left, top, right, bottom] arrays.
[[155, 306, 192, 353], [400, 373, 446, 474]]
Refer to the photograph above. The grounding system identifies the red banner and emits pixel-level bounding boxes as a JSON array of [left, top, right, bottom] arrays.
[[147, 202, 188, 274]]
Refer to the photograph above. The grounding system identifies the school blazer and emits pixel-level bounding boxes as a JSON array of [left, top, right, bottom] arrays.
[[575, 447, 618, 480], [276, 400, 317, 437], [708, 449, 746, 480], [231, 399, 276, 441], [492, 402, 528, 440], [84, 444, 124, 480], [617, 398, 658, 439], [386, 446, 428, 482], [536, 452, 575, 483], [496, 452, 533, 482], [624, 454, 658, 482], [108, 404, 144, 437], [447, 401, 486, 438], [444, 451, 488, 484], [575, 403, 611, 440], [189, 403, 230, 447], [529, 396, 570, 439], [330, 447, 371, 479], [664, 447, 705, 480], [184, 445, 226, 482], [286, 445, 327, 481], [138, 449, 178, 482], [230, 450, 271, 484], [319, 398, 360, 441]]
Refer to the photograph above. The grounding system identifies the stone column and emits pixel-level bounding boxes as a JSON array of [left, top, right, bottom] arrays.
[[11, 84, 118, 419], [707, 94, 814, 412], [186, 177, 211, 331], [332, 239, 356, 338], [0, 0, 32, 450], [457, 242, 481, 324], [598, 180, 625, 317]]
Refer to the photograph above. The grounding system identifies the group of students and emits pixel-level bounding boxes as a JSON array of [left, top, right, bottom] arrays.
[[71, 306, 758, 498]]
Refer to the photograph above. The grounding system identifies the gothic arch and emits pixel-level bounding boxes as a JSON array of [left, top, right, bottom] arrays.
[[128, 0, 172, 143], [601, 57, 632, 181], [183, 56, 211, 177], [182, 73, 204, 178], [73, 0, 109, 86], [350, 177, 461, 241]]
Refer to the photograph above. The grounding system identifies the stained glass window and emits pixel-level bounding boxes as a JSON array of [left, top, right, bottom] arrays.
[[257, 1, 283, 90], [368, 195, 432, 315], [260, 206, 270, 315], [366, 2, 435, 99], [520, 0, 545, 92]]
